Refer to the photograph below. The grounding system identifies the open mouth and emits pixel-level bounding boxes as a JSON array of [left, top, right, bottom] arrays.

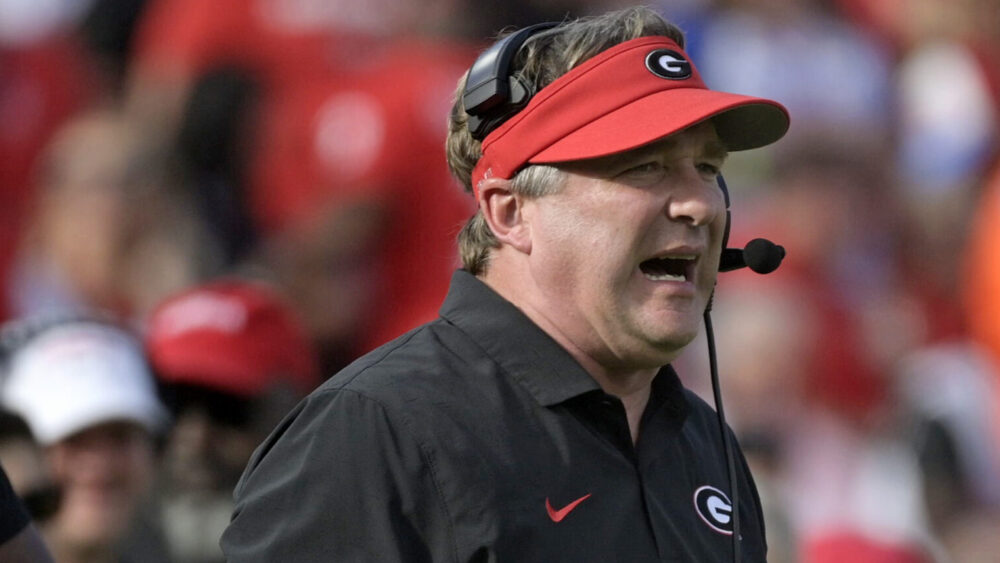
[[639, 254, 696, 282]]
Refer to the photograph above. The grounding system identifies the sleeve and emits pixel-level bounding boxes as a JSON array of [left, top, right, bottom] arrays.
[[220, 388, 455, 562], [0, 464, 30, 545]]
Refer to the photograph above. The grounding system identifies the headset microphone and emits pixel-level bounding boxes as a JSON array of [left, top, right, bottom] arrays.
[[719, 238, 785, 274]]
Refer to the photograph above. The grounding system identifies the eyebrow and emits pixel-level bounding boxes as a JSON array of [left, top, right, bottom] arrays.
[[702, 140, 729, 161]]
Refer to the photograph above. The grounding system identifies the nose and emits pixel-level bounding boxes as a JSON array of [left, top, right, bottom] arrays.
[[665, 168, 724, 228]]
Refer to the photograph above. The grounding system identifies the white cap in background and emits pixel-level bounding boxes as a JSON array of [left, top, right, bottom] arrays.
[[1, 321, 168, 445]]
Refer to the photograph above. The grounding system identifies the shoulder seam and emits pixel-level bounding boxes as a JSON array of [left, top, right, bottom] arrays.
[[323, 326, 430, 390]]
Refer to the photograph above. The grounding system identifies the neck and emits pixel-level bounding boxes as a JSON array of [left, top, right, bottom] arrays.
[[589, 366, 655, 444], [482, 262, 657, 442]]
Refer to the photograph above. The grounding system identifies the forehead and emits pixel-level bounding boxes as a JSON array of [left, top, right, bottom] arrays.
[[58, 420, 150, 446], [557, 121, 727, 173]]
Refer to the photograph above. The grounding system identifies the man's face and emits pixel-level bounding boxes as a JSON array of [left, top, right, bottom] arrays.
[[164, 402, 259, 495], [521, 122, 728, 372], [45, 421, 156, 548]]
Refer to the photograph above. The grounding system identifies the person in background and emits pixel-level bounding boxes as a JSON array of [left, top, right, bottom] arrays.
[[0, 316, 171, 563], [144, 279, 320, 563], [7, 106, 217, 323], [126, 0, 485, 373]]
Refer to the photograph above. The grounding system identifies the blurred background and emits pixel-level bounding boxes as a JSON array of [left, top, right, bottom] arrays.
[[0, 0, 999, 561]]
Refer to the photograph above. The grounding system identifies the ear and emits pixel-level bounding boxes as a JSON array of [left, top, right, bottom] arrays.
[[478, 177, 532, 254]]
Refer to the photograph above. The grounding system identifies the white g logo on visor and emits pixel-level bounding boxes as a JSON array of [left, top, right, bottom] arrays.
[[645, 49, 692, 80]]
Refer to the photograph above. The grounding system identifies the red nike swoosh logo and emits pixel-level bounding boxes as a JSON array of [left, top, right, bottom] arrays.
[[545, 493, 592, 522]]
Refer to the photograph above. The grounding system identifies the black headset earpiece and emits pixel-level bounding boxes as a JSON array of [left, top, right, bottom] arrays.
[[463, 22, 558, 141]]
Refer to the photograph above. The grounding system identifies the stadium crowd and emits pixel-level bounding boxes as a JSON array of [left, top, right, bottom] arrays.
[[1, 0, 1000, 561]]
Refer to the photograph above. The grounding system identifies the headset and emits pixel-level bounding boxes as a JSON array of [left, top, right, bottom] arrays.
[[462, 24, 787, 563], [463, 22, 559, 141]]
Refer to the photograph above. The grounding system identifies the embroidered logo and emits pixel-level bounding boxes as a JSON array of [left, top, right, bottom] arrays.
[[645, 49, 692, 80], [545, 493, 591, 523], [693, 486, 733, 535]]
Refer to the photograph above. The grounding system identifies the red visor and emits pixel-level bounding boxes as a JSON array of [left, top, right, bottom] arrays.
[[471, 36, 790, 196]]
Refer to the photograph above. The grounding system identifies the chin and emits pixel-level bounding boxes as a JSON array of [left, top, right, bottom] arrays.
[[647, 327, 699, 359]]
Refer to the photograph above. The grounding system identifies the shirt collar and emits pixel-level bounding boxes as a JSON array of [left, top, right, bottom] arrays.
[[440, 270, 598, 405], [439, 270, 688, 417], [644, 364, 691, 424]]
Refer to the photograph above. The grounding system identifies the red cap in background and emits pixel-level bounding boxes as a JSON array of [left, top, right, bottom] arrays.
[[145, 279, 321, 398]]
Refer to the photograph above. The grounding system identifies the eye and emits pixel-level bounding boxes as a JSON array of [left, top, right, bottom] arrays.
[[697, 162, 721, 177], [617, 161, 664, 178]]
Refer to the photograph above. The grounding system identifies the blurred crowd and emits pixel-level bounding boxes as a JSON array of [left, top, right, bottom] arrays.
[[0, 0, 999, 561]]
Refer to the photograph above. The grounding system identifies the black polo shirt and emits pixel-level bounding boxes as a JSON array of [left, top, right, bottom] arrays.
[[222, 270, 767, 562]]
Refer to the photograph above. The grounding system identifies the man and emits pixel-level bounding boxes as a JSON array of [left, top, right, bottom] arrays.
[[144, 278, 320, 563], [222, 6, 789, 561], [0, 317, 171, 563]]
